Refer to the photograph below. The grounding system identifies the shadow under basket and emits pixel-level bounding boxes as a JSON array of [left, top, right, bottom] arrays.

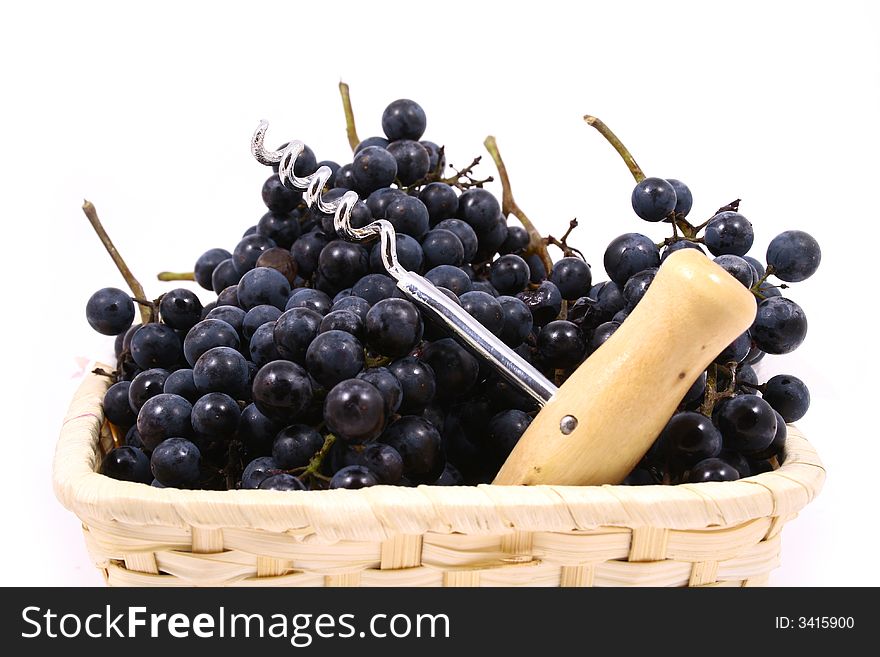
[[54, 366, 825, 587]]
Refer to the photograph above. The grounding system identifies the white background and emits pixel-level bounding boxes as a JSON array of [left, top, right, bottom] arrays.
[[0, 0, 876, 586]]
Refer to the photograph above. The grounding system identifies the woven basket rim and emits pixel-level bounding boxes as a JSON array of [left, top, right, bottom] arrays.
[[53, 365, 825, 542]]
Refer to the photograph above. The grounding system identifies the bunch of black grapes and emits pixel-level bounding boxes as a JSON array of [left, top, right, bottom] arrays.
[[88, 99, 818, 490]]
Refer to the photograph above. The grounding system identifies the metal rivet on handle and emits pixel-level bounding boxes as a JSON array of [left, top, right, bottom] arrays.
[[560, 415, 578, 435]]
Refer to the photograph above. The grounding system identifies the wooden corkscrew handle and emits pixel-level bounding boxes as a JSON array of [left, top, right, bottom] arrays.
[[493, 249, 757, 487]]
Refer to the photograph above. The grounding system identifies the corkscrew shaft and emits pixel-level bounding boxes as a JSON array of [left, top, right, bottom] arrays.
[[251, 121, 557, 406]]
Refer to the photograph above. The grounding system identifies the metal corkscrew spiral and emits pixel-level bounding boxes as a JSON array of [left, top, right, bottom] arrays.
[[251, 121, 557, 406]]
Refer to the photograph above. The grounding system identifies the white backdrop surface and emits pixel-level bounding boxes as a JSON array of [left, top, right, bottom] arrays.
[[0, 0, 877, 585]]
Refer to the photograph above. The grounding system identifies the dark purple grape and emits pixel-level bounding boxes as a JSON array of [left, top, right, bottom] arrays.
[[422, 338, 480, 401], [191, 392, 240, 438], [357, 367, 403, 414], [386, 139, 430, 185], [130, 323, 181, 370], [216, 285, 240, 308], [622, 268, 657, 310], [101, 446, 152, 484], [419, 182, 458, 225], [260, 473, 307, 491], [762, 374, 810, 422], [526, 253, 547, 283], [286, 288, 332, 316], [537, 320, 585, 369], [660, 411, 722, 466], [766, 230, 821, 282], [270, 142, 317, 176], [421, 229, 465, 268], [681, 371, 707, 406], [332, 295, 371, 323], [381, 99, 427, 141], [366, 187, 405, 218], [500, 225, 529, 255], [330, 465, 380, 489], [714, 255, 757, 288], [355, 136, 390, 154], [352, 273, 397, 305], [345, 442, 404, 484], [751, 297, 807, 354], [237, 267, 291, 311], [317, 240, 370, 291], [86, 287, 135, 336], [456, 188, 500, 232], [715, 394, 778, 454], [241, 456, 280, 489], [261, 174, 302, 214], [273, 307, 322, 363], [631, 177, 677, 222], [205, 306, 245, 338], [320, 309, 364, 339], [748, 411, 787, 461], [589, 320, 620, 352], [623, 468, 657, 485], [604, 233, 661, 286], [237, 404, 281, 458], [384, 195, 430, 239], [290, 231, 328, 278], [425, 264, 472, 296], [272, 424, 324, 469], [163, 368, 199, 403], [365, 298, 424, 357], [136, 393, 193, 451], [667, 179, 693, 216], [704, 211, 754, 257], [379, 415, 444, 484], [211, 258, 241, 294], [516, 280, 562, 327], [251, 360, 313, 423], [248, 321, 280, 367], [434, 462, 464, 486], [305, 330, 365, 389], [490, 254, 530, 296], [714, 331, 752, 365], [324, 378, 386, 443], [351, 146, 398, 194], [435, 219, 478, 262], [242, 305, 282, 340], [460, 291, 504, 335], [233, 234, 276, 275], [257, 211, 301, 249], [720, 449, 751, 478], [195, 248, 232, 291], [497, 295, 533, 347], [104, 381, 137, 427], [485, 409, 532, 464], [128, 368, 170, 413], [593, 281, 625, 318], [686, 458, 740, 482], [661, 240, 704, 262], [192, 346, 250, 398], [159, 288, 203, 331], [473, 217, 508, 261], [387, 358, 435, 414], [369, 233, 424, 274], [550, 257, 592, 301], [744, 255, 765, 279]]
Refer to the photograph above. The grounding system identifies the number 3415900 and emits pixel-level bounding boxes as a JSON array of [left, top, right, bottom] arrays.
[[775, 617, 855, 629]]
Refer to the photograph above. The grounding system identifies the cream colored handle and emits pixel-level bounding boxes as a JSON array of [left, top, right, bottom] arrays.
[[493, 248, 757, 486]]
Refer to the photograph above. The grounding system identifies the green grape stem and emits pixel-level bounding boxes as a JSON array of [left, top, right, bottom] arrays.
[[157, 271, 195, 282], [339, 81, 360, 152], [291, 434, 337, 484], [583, 115, 645, 183]]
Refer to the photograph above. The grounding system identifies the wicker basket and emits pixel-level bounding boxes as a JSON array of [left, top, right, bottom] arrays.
[[53, 365, 825, 587]]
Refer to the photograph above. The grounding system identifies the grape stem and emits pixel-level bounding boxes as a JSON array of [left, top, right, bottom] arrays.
[[82, 200, 151, 324], [292, 434, 337, 484], [339, 81, 360, 152], [692, 199, 741, 232], [545, 218, 586, 261], [483, 136, 553, 274], [157, 271, 195, 282], [583, 115, 645, 183], [698, 363, 739, 416]]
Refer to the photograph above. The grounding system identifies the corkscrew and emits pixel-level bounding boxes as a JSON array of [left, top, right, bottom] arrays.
[[252, 121, 557, 407], [252, 120, 757, 487]]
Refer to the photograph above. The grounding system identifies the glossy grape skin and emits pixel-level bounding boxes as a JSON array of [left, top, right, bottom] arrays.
[[192, 346, 250, 398], [259, 473, 307, 491], [320, 309, 364, 339], [433, 219, 477, 263], [100, 446, 152, 484], [622, 268, 657, 310], [744, 256, 765, 280], [237, 267, 291, 311], [324, 378, 386, 443], [537, 320, 586, 369], [370, 233, 424, 274], [419, 183, 458, 225], [211, 258, 241, 293], [762, 374, 810, 422], [351, 146, 398, 194], [516, 280, 562, 327], [365, 298, 424, 358], [331, 295, 371, 323], [681, 371, 707, 406], [422, 338, 480, 401], [420, 140, 445, 173], [526, 253, 547, 283], [136, 393, 193, 450], [766, 230, 821, 282], [456, 188, 501, 232], [497, 295, 534, 347], [631, 177, 677, 222], [344, 442, 404, 484], [129, 324, 181, 370], [247, 321, 280, 368], [667, 179, 693, 216], [593, 281, 626, 318], [351, 273, 397, 305], [233, 234, 277, 275], [460, 291, 505, 335], [192, 392, 241, 437], [269, 141, 317, 176], [365, 187, 403, 218], [660, 240, 704, 263], [155, 289, 202, 331], [485, 409, 532, 464], [261, 174, 302, 214], [714, 255, 756, 288], [751, 297, 808, 354], [715, 394, 778, 454], [104, 381, 137, 427], [379, 416, 445, 484], [499, 225, 529, 255], [686, 458, 740, 483], [704, 211, 754, 257], [589, 320, 620, 352], [604, 233, 661, 286], [660, 412, 722, 466], [748, 411, 787, 461], [434, 462, 464, 486], [273, 307, 322, 363], [273, 424, 324, 469], [387, 139, 431, 185], [217, 285, 240, 308], [256, 247, 298, 286], [240, 456, 280, 489], [128, 368, 170, 413], [355, 136, 390, 155], [489, 254, 529, 296], [286, 288, 332, 316], [317, 240, 370, 291], [86, 287, 135, 335], [257, 211, 302, 250], [381, 99, 427, 141], [421, 229, 465, 268], [549, 257, 592, 301], [330, 465, 380, 489], [195, 248, 232, 291], [384, 195, 430, 240], [251, 360, 313, 423], [357, 367, 403, 414], [205, 306, 245, 338], [163, 368, 199, 403], [305, 330, 366, 389], [622, 468, 657, 486], [237, 404, 281, 459], [473, 216, 508, 261], [242, 305, 282, 340], [714, 331, 752, 365], [387, 357, 436, 415], [332, 163, 356, 191], [290, 231, 328, 279], [425, 264, 472, 296]]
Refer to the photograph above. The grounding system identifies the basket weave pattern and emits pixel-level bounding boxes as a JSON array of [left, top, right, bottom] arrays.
[[54, 368, 825, 587]]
